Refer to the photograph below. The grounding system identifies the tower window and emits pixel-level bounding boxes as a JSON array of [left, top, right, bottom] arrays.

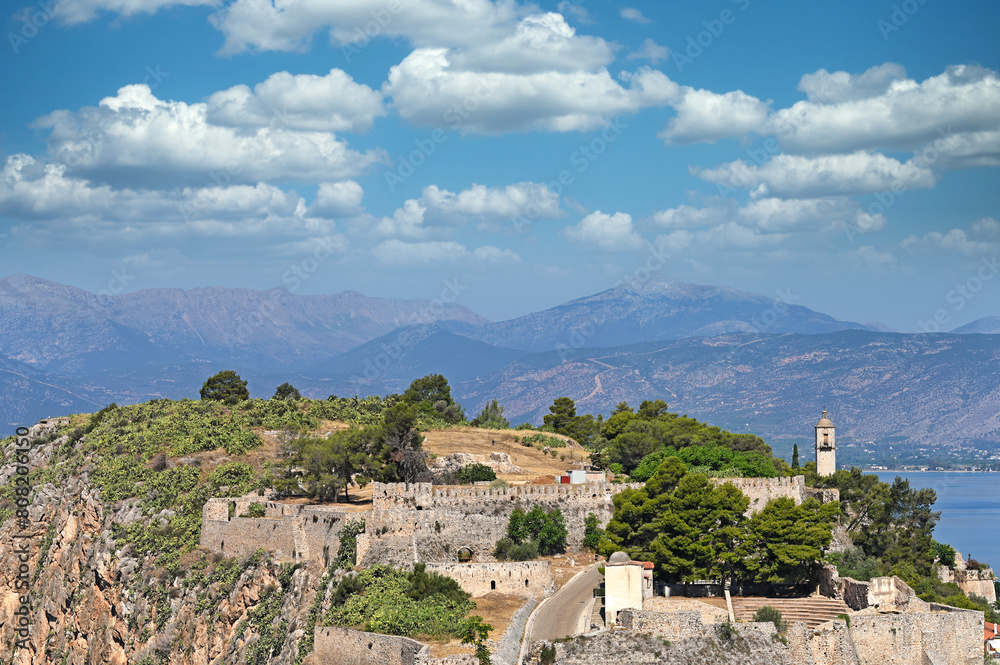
[[823, 433, 829, 445]]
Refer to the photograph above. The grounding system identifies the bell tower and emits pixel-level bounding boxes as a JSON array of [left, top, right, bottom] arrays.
[[815, 410, 836, 476]]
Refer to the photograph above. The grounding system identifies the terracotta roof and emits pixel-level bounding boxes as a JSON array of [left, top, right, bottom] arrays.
[[640, 561, 654, 570]]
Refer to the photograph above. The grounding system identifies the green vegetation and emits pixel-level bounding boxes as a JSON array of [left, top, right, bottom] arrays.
[[323, 564, 474, 638], [587, 400, 783, 478], [494, 505, 568, 561], [470, 398, 509, 430], [517, 432, 566, 449], [401, 373, 466, 426], [200, 370, 250, 405], [630, 444, 778, 481], [812, 467, 996, 614], [335, 519, 366, 569], [542, 397, 599, 445], [241, 502, 267, 518], [273, 382, 302, 401], [582, 513, 603, 553], [601, 458, 838, 584], [455, 463, 497, 484], [459, 615, 493, 665], [752, 606, 786, 632]]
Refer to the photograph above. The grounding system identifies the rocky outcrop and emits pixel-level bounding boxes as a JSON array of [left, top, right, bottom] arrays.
[[429, 452, 530, 476], [0, 430, 324, 665]]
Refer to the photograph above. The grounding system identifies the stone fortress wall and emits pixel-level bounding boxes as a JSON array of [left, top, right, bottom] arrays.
[[356, 481, 643, 565], [311, 627, 429, 665], [200, 497, 358, 568], [424, 561, 554, 598], [201, 476, 837, 568], [714, 476, 840, 516]]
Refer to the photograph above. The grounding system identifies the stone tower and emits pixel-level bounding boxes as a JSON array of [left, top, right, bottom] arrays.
[[815, 410, 836, 477]]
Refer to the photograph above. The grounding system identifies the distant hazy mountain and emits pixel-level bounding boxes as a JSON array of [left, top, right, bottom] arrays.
[[449, 274, 876, 352], [3, 274, 998, 456], [309, 324, 525, 398], [952, 316, 1000, 334], [456, 330, 1000, 450], [0, 274, 486, 371]]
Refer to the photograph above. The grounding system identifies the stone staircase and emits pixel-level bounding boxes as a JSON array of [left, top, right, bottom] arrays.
[[731, 596, 851, 629]]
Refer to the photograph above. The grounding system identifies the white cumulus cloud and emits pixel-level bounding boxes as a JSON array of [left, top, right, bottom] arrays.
[[660, 88, 771, 145], [34, 84, 385, 188], [206, 69, 386, 133], [563, 211, 645, 251], [692, 151, 937, 198]]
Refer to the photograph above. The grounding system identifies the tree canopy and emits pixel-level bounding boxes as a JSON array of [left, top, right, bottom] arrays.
[[470, 398, 509, 429], [601, 457, 837, 584], [273, 382, 302, 400], [200, 370, 249, 405], [402, 374, 465, 424]]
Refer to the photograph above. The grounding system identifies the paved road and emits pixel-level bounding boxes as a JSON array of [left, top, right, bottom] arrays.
[[530, 566, 602, 641]]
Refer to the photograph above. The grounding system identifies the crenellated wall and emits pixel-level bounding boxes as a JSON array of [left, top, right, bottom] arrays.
[[712, 476, 839, 516], [357, 481, 641, 565], [201, 477, 838, 569]]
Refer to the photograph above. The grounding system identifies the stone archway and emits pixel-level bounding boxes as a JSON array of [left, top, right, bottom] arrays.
[[457, 546, 474, 562]]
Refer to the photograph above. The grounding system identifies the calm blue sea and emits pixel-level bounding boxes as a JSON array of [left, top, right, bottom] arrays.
[[875, 472, 1000, 570]]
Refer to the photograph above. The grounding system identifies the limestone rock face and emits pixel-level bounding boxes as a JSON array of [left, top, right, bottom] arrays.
[[429, 452, 530, 476], [0, 433, 321, 665]]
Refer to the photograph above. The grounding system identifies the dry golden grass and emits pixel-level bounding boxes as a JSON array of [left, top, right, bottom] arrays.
[[544, 551, 600, 590], [422, 427, 589, 481], [425, 593, 529, 658]]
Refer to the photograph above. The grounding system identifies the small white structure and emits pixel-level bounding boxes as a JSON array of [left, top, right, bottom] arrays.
[[605, 551, 653, 626], [567, 469, 587, 484], [815, 410, 836, 477]]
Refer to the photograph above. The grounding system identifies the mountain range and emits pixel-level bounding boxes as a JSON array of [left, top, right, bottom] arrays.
[[1, 273, 998, 460]]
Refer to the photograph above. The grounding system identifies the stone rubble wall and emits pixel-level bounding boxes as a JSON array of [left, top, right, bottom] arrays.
[[313, 627, 429, 665], [493, 597, 537, 665], [616, 609, 776, 640]]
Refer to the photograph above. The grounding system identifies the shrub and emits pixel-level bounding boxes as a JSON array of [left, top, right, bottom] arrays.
[[539, 643, 556, 664], [242, 502, 266, 518], [752, 606, 786, 632], [835, 613, 851, 627], [455, 463, 497, 484]]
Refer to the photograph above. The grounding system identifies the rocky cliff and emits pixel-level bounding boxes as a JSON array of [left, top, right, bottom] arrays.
[[0, 427, 328, 665]]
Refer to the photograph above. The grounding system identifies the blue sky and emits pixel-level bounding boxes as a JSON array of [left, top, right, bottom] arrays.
[[1, 0, 998, 331]]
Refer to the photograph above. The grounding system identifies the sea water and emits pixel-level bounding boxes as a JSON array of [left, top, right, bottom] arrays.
[[875, 471, 1000, 571]]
